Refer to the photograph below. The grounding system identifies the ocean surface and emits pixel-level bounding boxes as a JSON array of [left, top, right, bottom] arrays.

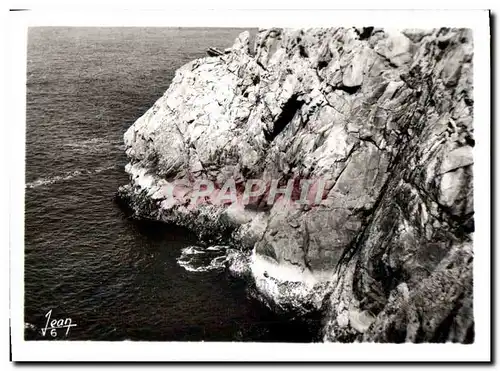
[[24, 27, 318, 342]]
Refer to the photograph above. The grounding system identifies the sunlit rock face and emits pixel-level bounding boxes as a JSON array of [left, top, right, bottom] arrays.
[[119, 27, 474, 342]]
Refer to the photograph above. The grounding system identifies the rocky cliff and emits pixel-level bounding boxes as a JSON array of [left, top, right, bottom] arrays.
[[118, 27, 474, 342]]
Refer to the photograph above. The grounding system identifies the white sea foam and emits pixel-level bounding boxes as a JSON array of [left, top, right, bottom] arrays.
[[177, 245, 229, 273], [24, 322, 37, 330], [182, 246, 205, 255], [64, 138, 124, 153], [205, 245, 228, 252], [25, 165, 115, 189], [177, 259, 225, 273]]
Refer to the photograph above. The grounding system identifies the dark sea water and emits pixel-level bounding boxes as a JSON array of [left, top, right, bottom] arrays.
[[24, 27, 317, 342]]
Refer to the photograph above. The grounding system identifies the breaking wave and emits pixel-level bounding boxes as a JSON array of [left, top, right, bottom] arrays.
[[177, 245, 229, 273]]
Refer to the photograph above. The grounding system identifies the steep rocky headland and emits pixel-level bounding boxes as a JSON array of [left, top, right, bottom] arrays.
[[117, 27, 474, 342]]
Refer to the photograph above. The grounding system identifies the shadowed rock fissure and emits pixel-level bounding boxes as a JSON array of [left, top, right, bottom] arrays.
[[263, 94, 304, 142]]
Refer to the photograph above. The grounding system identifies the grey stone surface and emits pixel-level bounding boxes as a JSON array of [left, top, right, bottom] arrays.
[[118, 27, 474, 342]]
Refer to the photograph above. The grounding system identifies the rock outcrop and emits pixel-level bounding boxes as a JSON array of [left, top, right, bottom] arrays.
[[118, 27, 474, 342]]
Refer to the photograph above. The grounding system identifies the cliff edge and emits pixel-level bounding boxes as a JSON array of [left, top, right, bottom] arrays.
[[118, 27, 474, 342]]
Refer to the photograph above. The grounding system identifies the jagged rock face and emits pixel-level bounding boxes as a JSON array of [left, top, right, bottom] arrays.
[[120, 27, 474, 342]]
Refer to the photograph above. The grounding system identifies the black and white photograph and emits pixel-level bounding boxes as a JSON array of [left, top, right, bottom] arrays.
[[7, 8, 491, 363]]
